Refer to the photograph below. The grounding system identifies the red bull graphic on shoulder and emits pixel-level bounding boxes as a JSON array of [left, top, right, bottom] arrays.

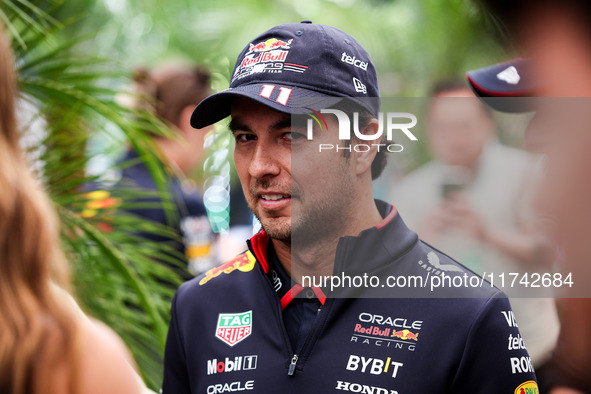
[[199, 251, 256, 286], [216, 311, 253, 347]]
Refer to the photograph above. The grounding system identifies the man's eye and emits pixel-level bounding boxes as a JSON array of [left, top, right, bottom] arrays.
[[235, 133, 256, 143], [285, 132, 306, 141]]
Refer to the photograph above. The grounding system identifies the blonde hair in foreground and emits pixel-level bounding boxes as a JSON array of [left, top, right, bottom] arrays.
[[0, 24, 81, 394]]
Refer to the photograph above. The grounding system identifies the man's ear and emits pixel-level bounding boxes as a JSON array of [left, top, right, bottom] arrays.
[[353, 118, 380, 176]]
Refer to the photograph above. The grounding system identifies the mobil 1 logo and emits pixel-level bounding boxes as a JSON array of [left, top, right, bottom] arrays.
[[207, 355, 258, 375]]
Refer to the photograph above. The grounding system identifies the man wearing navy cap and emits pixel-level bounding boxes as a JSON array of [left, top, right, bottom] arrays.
[[162, 22, 536, 393]]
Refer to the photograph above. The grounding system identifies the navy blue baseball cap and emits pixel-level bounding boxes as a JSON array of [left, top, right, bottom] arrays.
[[190, 21, 380, 129], [466, 58, 537, 112]]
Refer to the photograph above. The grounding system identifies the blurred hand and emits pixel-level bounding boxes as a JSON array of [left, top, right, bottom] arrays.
[[416, 202, 458, 242], [417, 192, 487, 244], [443, 192, 487, 241]]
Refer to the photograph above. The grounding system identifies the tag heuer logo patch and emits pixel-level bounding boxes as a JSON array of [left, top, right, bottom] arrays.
[[216, 311, 252, 346]]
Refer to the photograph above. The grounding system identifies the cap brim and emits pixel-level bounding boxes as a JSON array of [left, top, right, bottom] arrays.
[[190, 83, 344, 129], [466, 58, 537, 113]]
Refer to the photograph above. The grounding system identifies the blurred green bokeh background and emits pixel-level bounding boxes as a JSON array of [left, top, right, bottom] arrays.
[[57, 0, 507, 95]]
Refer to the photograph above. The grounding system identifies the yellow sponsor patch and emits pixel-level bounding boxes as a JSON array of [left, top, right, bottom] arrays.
[[514, 381, 539, 394], [199, 251, 256, 285]]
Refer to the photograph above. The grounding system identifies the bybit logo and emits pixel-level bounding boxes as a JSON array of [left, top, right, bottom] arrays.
[[346, 354, 404, 378]]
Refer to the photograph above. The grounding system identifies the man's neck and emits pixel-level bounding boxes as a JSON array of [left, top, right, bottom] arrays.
[[272, 198, 383, 285]]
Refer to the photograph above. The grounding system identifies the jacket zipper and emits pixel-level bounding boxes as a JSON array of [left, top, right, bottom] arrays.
[[248, 240, 298, 375], [248, 239, 332, 377], [287, 354, 299, 376]]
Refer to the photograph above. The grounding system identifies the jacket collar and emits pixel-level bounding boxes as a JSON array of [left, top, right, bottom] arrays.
[[333, 200, 418, 276], [247, 229, 271, 273]]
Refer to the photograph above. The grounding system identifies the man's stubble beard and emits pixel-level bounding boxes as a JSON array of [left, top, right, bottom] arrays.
[[291, 182, 355, 248], [245, 179, 291, 242], [248, 165, 356, 247]]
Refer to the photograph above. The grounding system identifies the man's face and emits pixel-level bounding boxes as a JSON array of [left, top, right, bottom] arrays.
[[230, 98, 357, 244], [427, 90, 494, 168]]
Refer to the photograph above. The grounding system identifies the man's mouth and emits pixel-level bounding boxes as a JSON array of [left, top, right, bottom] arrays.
[[260, 194, 291, 201], [257, 192, 292, 211]]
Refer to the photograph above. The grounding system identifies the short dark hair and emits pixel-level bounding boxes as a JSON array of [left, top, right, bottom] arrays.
[[328, 99, 387, 180]]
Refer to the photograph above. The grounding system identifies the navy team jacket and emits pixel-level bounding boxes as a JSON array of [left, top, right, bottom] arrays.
[[163, 201, 538, 394]]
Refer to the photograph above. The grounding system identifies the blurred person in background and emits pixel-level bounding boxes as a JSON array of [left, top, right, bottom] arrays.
[[468, 1, 591, 392], [0, 22, 143, 394], [391, 81, 559, 391], [113, 63, 216, 277]]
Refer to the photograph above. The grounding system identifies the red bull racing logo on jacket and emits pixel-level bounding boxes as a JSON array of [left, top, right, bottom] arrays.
[[351, 313, 422, 351], [390, 330, 419, 341]]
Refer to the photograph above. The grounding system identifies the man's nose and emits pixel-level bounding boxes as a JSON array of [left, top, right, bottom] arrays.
[[248, 143, 282, 179]]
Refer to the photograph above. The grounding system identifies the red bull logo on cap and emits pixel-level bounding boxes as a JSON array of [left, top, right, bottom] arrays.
[[233, 39, 294, 82], [248, 38, 293, 53], [199, 251, 256, 285], [240, 50, 289, 69]]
